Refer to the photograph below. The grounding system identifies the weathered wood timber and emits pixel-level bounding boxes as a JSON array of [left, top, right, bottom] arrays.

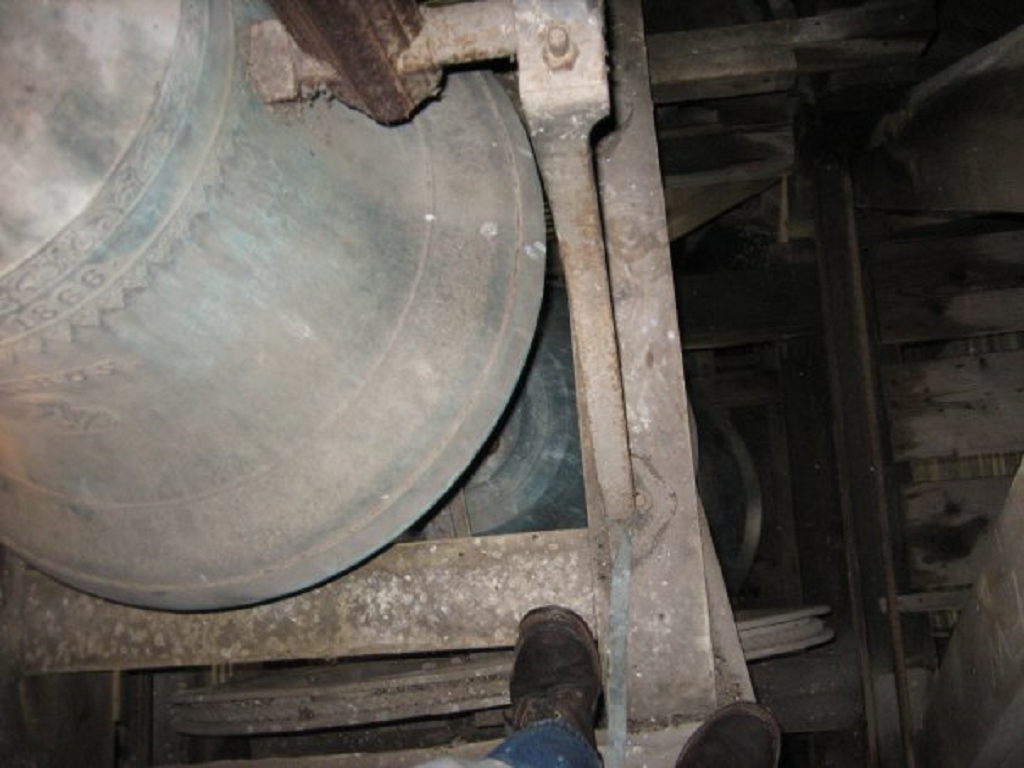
[[648, 1, 934, 103], [597, 0, 718, 719], [664, 181, 774, 241], [870, 230, 1024, 344], [922, 463, 1024, 768], [661, 128, 794, 188], [884, 351, 1024, 461], [13, 531, 595, 674], [903, 476, 1015, 589]]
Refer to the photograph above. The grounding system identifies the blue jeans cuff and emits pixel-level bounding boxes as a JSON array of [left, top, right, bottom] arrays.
[[487, 719, 602, 768]]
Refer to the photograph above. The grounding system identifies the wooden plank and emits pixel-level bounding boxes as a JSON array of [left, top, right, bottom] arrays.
[[884, 351, 1024, 461], [903, 477, 1014, 589], [664, 181, 774, 241], [266, 0, 437, 123], [922, 463, 1024, 768], [651, 2, 933, 55], [793, 37, 927, 72], [16, 531, 595, 673], [870, 231, 1024, 343], [597, 0, 718, 719], [676, 264, 821, 349], [651, 46, 796, 104], [660, 128, 794, 187], [665, 156, 793, 188], [656, 94, 793, 139], [648, 1, 935, 103]]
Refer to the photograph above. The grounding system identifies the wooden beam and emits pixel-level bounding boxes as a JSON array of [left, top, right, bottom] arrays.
[[660, 128, 794, 187], [884, 350, 1024, 462], [267, 0, 438, 124], [664, 181, 774, 241], [648, 1, 935, 103], [13, 531, 596, 673], [597, 0, 718, 719]]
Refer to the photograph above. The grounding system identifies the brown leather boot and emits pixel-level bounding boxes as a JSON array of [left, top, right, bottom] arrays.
[[508, 605, 603, 748], [675, 702, 781, 768]]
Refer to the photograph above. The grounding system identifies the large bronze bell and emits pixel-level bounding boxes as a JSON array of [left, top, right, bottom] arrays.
[[0, 0, 545, 609]]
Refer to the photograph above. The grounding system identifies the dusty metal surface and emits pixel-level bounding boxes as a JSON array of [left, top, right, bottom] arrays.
[[171, 652, 513, 736], [14, 531, 595, 673], [0, 0, 545, 610], [267, 0, 438, 123], [597, 0, 718, 720], [923, 462, 1024, 768]]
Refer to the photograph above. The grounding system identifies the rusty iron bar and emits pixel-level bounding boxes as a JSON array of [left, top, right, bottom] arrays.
[[529, 139, 636, 533], [513, 2, 639, 762], [513, 0, 634, 532], [398, 0, 517, 73]]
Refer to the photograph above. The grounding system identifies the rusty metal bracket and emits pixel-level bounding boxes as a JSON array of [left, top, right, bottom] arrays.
[[514, 0, 634, 543]]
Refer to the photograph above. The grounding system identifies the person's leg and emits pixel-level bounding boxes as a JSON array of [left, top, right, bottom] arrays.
[[487, 720, 601, 767], [415, 605, 602, 768], [486, 605, 603, 768], [674, 701, 780, 768]]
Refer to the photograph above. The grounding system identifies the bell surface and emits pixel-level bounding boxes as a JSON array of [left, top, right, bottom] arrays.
[[0, 0, 545, 609]]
